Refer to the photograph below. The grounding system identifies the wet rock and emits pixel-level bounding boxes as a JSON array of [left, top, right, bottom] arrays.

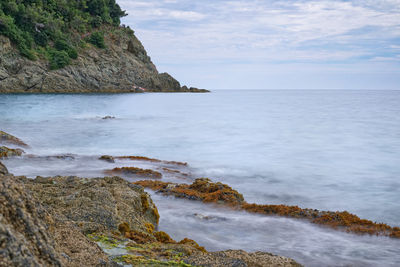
[[184, 250, 302, 267], [45, 154, 75, 160], [137, 178, 400, 239], [0, 146, 24, 158], [105, 167, 162, 179], [0, 161, 7, 175], [135, 178, 245, 206], [102, 116, 115, 120], [0, 130, 28, 147], [193, 213, 228, 222], [25, 176, 159, 234], [99, 155, 115, 163]]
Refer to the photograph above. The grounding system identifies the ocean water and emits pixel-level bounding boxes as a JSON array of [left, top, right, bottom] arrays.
[[1, 90, 400, 266]]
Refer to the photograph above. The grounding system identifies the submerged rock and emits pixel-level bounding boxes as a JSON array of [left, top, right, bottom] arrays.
[[0, 146, 24, 158], [102, 116, 116, 120], [0, 130, 29, 147]]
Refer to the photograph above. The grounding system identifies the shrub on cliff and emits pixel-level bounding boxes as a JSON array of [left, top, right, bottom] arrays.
[[49, 50, 70, 70], [88, 32, 106, 49]]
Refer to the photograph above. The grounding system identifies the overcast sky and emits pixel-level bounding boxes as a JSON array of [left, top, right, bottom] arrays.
[[119, 0, 400, 90]]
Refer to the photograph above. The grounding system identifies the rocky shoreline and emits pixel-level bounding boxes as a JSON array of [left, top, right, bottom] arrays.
[[0, 131, 300, 267], [0, 28, 209, 94]]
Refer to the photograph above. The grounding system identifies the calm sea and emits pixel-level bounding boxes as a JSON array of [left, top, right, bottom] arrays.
[[1, 90, 400, 266]]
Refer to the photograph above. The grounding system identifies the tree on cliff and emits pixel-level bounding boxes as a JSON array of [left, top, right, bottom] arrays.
[[0, 0, 127, 68]]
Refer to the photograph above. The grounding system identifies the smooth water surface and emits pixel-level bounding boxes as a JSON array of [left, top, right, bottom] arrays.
[[1, 90, 400, 266]]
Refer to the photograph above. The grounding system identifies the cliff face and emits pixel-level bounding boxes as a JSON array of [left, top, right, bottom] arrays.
[[0, 28, 207, 93]]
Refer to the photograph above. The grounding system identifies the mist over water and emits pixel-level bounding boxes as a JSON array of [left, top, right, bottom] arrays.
[[1, 90, 400, 266]]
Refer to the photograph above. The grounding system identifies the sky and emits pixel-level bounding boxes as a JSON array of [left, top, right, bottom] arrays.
[[119, 0, 400, 90]]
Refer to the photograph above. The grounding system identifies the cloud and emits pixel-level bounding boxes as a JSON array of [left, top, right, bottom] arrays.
[[119, 0, 400, 89]]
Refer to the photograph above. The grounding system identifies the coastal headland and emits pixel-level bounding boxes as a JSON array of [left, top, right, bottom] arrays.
[[0, 1, 208, 93]]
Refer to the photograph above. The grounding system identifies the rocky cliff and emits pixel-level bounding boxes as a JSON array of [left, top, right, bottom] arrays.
[[0, 27, 208, 93]]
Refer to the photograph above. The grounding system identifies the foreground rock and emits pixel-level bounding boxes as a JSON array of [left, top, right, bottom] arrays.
[[0, 30, 209, 93], [0, 174, 113, 267], [0, 171, 302, 266]]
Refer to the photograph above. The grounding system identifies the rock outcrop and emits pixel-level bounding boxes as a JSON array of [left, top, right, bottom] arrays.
[[0, 130, 28, 147], [0, 146, 24, 158], [24, 175, 159, 234], [0, 29, 209, 93]]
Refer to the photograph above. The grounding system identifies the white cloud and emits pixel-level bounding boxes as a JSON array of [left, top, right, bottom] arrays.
[[118, 0, 400, 89]]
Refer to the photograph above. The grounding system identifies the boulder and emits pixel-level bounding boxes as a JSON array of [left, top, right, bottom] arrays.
[[24, 176, 159, 234]]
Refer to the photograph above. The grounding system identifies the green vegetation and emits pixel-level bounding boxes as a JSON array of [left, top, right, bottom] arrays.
[[0, 0, 127, 69]]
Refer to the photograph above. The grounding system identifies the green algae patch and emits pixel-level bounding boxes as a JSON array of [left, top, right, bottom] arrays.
[[87, 234, 121, 249], [114, 255, 195, 266]]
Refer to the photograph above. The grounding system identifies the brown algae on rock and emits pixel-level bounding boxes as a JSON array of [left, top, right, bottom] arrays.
[[99, 155, 116, 163], [135, 178, 400, 239], [0, 146, 24, 158], [0, 130, 29, 147], [105, 167, 162, 179]]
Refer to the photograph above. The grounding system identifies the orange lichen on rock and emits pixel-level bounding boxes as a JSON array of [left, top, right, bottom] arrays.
[[125, 230, 155, 244], [118, 222, 130, 235], [134, 178, 244, 206], [141, 194, 150, 212], [105, 167, 162, 179], [179, 238, 207, 253], [153, 231, 175, 243], [134, 180, 170, 191], [145, 223, 155, 234], [135, 179, 400, 239]]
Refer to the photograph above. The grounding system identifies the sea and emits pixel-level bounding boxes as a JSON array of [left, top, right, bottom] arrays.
[[1, 90, 399, 266]]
